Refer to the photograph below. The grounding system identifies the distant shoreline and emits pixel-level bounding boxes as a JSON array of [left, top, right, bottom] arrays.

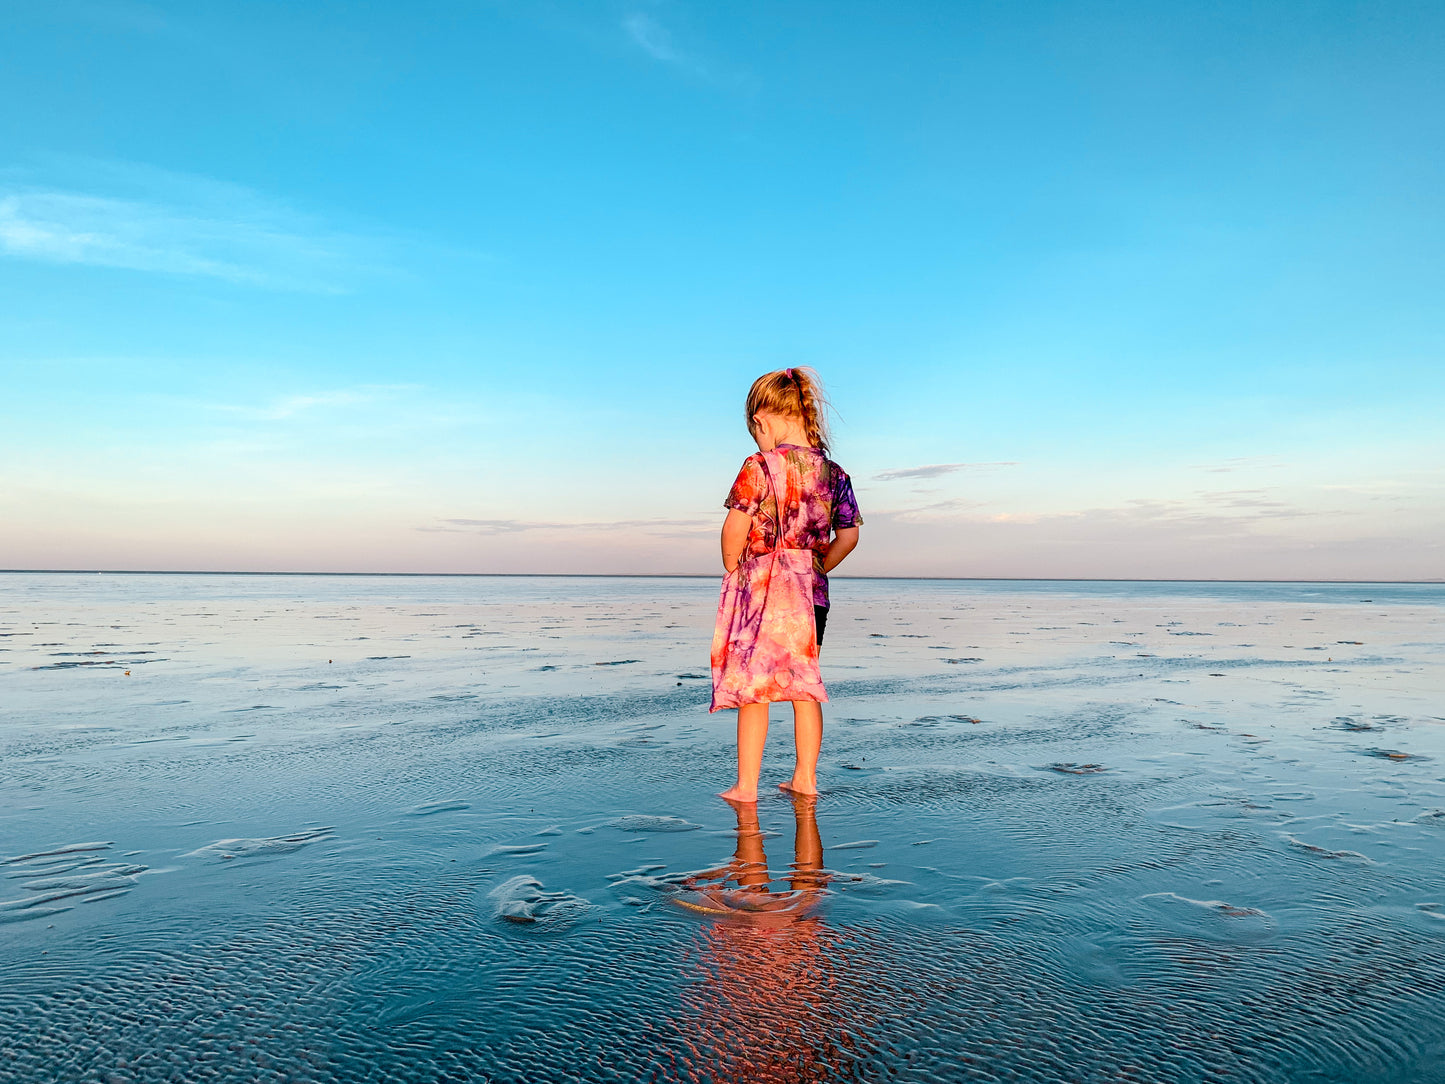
[[2, 570, 1441, 585]]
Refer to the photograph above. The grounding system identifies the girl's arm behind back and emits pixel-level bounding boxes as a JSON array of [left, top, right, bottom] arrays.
[[822, 526, 859, 574], [720, 508, 753, 573]]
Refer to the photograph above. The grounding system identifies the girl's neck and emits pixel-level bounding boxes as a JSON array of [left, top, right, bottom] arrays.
[[755, 414, 812, 452]]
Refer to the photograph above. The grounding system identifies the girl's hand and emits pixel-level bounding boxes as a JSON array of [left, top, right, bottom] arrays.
[[720, 508, 752, 573]]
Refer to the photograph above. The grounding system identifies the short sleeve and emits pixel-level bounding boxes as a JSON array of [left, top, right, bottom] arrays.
[[724, 456, 766, 516], [831, 467, 862, 529]]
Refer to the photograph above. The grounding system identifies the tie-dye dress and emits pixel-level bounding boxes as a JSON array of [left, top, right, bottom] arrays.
[[710, 445, 862, 712]]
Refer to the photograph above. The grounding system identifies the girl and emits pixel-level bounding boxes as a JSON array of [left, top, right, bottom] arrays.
[[711, 368, 862, 802]]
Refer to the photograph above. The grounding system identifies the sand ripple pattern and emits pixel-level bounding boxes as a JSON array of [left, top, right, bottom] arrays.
[[2, 843, 145, 923], [3, 574, 1445, 1082]]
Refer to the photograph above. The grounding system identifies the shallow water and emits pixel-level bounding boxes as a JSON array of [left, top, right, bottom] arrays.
[[3, 573, 1444, 1083]]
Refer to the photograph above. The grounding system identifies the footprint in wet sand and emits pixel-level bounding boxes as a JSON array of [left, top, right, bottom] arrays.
[[1284, 834, 1371, 861], [1142, 892, 1274, 938], [406, 799, 470, 816], [1144, 891, 1268, 919], [485, 843, 549, 857], [606, 815, 701, 833], [487, 875, 588, 928], [604, 864, 681, 908], [182, 827, 334, 861], [1330, 717, 1383, 732]]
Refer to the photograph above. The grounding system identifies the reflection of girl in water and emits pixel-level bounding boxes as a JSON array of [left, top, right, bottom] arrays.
[[712, 368, 862, 802], [675, 795, 829, 921], [671, 796, 859, 1083]]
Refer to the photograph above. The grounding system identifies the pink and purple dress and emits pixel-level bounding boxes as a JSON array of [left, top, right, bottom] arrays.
[[709, 444, 862, 712]]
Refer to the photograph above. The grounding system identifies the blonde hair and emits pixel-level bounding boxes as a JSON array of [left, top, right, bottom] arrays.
[[745, 367, 832, 453]]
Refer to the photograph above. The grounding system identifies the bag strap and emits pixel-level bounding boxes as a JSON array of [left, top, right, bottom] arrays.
[[759, 450, 796, 553]]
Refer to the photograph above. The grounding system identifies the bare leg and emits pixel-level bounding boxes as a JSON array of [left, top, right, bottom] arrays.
[[719, 702, 769, 802], [779, 700, 822, 795], [788, 793, 826, 893], [725, 799, 771, 890]]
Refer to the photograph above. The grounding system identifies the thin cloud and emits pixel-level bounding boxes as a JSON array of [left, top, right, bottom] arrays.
[[890, 498, 988, 523], [620, 9, 726, 80], [427, 516, 713, 535], [990, 497, 1324, 532], [866, 492, 1330, 534], [874, 462, 1018, 481], [1192, 456, 1286, 473], [214, 391, 369, 421], [1199, 488, 1306, 515], [200, 385, 418, 422], [426, 519, 540, 534], [622, 11, 685, 64], [844, 498, 1439, 580], [0, 164, 381, 291], [1320, 480, 1434, 494]]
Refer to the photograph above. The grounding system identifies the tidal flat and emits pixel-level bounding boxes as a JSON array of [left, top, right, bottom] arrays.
[[2, 573, 1444, 1083]]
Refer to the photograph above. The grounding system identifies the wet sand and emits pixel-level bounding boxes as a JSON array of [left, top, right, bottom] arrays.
[[2, 573, 1444, 1083]]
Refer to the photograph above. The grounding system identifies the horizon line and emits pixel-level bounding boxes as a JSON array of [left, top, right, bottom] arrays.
[[2, 569, 1442, 586]]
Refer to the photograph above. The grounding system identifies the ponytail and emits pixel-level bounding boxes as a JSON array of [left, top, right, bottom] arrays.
[[745, 367, 833, 453]]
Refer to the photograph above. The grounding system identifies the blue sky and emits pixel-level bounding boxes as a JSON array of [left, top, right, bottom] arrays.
[[1, 0, 1441, 578]]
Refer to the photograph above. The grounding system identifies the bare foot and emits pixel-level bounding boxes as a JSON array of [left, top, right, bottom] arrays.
[[719, 785, 758, 803], [778, 778, 818, 796]]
